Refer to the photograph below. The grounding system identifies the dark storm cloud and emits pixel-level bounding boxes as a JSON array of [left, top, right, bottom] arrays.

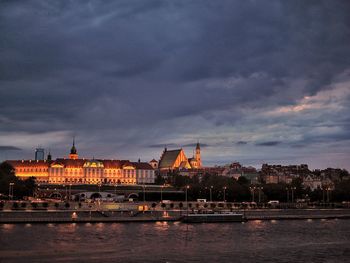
[[235, 141, 248, 145], [1, 0, 350, 169], [183, 143, 208, 148], [256, 141, 282, 147], [148, 143, 177, 148], [0, 146, 22, 151]]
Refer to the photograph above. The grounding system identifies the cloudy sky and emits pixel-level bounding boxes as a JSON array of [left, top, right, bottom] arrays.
[[1, 0, 350, 170]]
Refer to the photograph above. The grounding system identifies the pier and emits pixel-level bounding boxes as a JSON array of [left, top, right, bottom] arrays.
[[1, 201, 350, 223]]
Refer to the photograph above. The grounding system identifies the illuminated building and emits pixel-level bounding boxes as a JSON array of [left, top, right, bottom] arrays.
[[6, 141, 155, 185], [69, 138, 78, 160], [158, 142, 202, 170]]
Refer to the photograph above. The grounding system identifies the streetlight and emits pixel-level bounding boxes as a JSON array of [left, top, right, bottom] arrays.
[[185, 185, 190, 216], [257, 186, 263, 203], [286, 187, 290, 203], [114, 184, 117, 196], [210, 186, 213, 202], [62, 184, 67, 201], [143, 185, 146, 203], [160, 185, 164, 202], [327, 187, 332, 203], [322, 186, 326, 203], [9, 183, 14, 200], [69, 184, 72, 201], [291, 187, 296, 203], [250, 186, 256, 202], [223, 186, 227, 202]]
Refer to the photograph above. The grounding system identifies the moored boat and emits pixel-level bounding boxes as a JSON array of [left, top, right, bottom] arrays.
[[182, 212, 246, 223]]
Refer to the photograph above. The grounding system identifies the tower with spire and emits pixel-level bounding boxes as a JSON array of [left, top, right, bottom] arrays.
[[195, 141, 201, 167], [69, 137, 78, 160], [47, 150, 52, 161]]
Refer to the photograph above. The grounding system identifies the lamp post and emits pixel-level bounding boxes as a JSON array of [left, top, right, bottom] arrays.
[[223, 186, 227, 202], [327, 187, 331, 203], [250, 186, 256, 202], [160, 185, 164, 202], [286, 187, 290, 203], [143, 185, 146, 203], [114, 184, 117, 195], [210, 186, 213, 202], [69, 184, 72, 201], [322, 186, 325, 203], [185, 185, 190, 216], [291, 187, 296, 203], [257, 186, 263, 203], [9, 183, 14, 200]]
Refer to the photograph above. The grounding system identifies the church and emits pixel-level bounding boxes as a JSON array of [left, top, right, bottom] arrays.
[[156, 142, 202, 171]]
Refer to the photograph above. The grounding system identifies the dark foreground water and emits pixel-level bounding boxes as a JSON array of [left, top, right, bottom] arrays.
[[1, 219, 349, 262]]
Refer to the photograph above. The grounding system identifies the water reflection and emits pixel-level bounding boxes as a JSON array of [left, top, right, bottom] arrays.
[[247, 219, 267, 230], [0, 220, 349, 263], [56, 223, 77, 233], [1, 224, 15, 233], [155, 221, 170, 232], [95, 222, 104, 230]]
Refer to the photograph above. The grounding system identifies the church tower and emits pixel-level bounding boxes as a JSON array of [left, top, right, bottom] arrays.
[[195, 141, 201, 168], [47, 150, 52, 161], [69, 138, 78, 160]]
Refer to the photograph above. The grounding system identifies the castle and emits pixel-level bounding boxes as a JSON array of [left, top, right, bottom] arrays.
[[6, 140, 155, 185]]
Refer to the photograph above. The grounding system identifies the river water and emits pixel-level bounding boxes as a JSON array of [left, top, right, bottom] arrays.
[[1, 219, 349, 262]]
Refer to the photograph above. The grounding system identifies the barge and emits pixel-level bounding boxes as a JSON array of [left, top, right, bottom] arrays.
[[182, 212, 246, 223]]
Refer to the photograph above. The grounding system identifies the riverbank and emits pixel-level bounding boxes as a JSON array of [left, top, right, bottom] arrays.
[[1, 208, 350, 223]]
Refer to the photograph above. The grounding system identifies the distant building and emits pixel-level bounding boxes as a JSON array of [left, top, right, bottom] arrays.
[[303, 175, 322, 191], [221, 162, 259, 183], [158, 142, 202, 171], [6, 141, 155, 185], [261, 163, 310, 184], [35, 148, 45, 161], [149, 159, 158, 169]]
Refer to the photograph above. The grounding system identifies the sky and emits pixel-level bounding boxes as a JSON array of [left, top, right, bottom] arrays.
[[1, 0, 350, 170]]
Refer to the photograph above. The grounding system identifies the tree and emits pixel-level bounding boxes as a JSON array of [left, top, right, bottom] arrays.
[[262, 184, 287, 202], [339, 169, 350, 181], [155, 173, 165, 185], [0, 162, 36, 199], [12, 202, 18, 209]]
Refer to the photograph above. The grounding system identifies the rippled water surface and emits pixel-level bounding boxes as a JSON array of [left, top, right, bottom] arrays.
[[1, 219, 350, 262]]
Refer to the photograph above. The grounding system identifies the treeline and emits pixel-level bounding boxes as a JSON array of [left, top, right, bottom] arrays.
[[0, 162, 36, 199], [156, 172, 350, 202]]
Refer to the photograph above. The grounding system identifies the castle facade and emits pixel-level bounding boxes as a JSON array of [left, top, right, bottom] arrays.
[[6, 141, 155, 185]]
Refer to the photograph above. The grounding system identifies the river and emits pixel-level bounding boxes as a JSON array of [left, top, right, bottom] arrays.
[[1, 219, 349, 262]]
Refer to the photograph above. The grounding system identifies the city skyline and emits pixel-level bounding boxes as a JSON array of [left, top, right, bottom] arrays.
[[1, 1, 350, 170]]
